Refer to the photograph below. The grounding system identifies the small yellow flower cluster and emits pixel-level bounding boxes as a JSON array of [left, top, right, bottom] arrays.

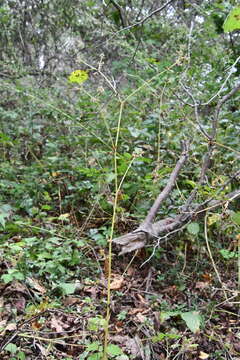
[[68, 70, 88, 84]]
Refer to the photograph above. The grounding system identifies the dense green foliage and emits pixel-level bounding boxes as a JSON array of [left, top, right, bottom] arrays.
[[0, 1, 240, 359]]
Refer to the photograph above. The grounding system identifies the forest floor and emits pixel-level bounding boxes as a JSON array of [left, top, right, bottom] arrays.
[[1, 234, 240, 360]]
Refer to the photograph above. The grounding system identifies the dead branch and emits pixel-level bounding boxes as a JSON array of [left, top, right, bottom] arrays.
[[113, 189, 240, 255], [142, 140, 189, 227], [113, 84, 240, 255]]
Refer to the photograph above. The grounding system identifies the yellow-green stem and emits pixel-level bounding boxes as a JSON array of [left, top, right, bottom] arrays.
[[103, 102, 124, 360]]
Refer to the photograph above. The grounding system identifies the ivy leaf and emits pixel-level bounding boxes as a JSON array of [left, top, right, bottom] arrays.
[[68, 70, 88, 84], [180, 311, 201, 333], [187, 222, 200, 235], [223, 7, 240, 32]]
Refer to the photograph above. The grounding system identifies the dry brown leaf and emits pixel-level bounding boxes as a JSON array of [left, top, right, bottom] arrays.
[[5, 322, 17, 331], [0, 297, 4, 319], [14, 297, 26, 312], [199, 351, 209, 359], [104, 257, 109, 277], [6, 281, 28, 294], [114, 321, 124, 333], [27, 277, 46, 294], [128, 308, 144, 315], [31, 321, 43, 331], [136, 293, 148, 305], [51, 316, 64, 333], [126, 266, 135, 276], [110, 275, 124, 290], [202, 273, 212, 283], [63, 296, 81, 306], [135, 312, 147, 323], [125, 337, 141, 357], [0, 319, 7, 335], [195, 281, 210, 290], [233, 342, 240, 352], [83, 286, 97, 298], [112, 335, 141, 357]]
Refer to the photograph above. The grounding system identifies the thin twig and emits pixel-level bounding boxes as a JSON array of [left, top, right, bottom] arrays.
[[211, 82, 240, 139], [114, 0, 174, 34], [204, 214, 228, 301], [203, 56, 240, 106]]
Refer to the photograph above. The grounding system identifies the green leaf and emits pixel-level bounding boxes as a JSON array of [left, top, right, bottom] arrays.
[[223, 7, 240, 32], [17, 351, 26, 360], [187, 222, 200, 235], [128, 127, 142, 137], [87, 317, 106, 331], [106, 172, 116, 183], [220, 249, 237, 259], [78, 351, 89, 360], [107, 344, 123, 356], [185, 180, 196, 188], [59, 283, 76, 295], [151, 332, 166, 343], [14, 272, 25, 281], [165, 333, 181, 339], [1, 274, 13, 283], [5, 343, 18, 354], [180, 311, 201, 333], [231, 212, 240, 226], [87, 353, 102, 360], [160, 311, 180, 322], [86, 342, 102, 352]]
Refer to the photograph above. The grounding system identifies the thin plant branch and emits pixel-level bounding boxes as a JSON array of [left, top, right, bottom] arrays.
[[204, 214, 228, 300]]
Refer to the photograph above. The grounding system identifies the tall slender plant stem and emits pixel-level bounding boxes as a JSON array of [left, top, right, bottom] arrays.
[[103, 101, 124, 360]]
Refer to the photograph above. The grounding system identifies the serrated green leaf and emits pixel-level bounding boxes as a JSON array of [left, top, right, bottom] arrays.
[[180, 311, 201, 333], [223, 7, 240, 32], [187, 222, 200, 235]]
